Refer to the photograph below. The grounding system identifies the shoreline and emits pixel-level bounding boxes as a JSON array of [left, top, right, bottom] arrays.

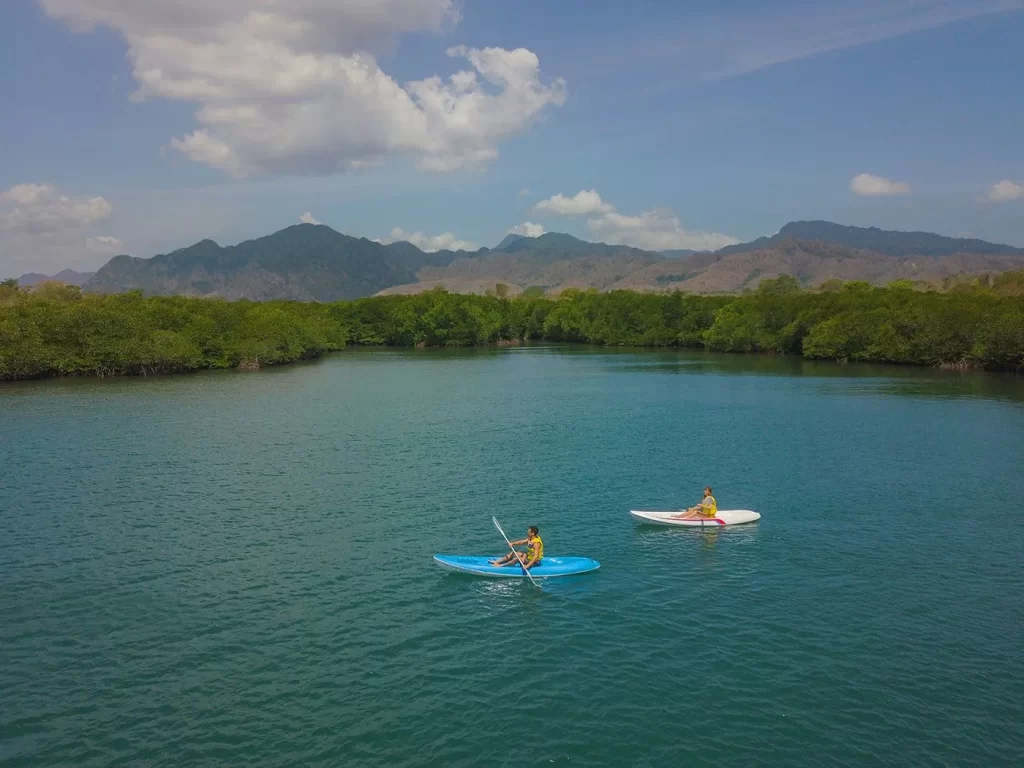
[[3, 341, 1022, 387]]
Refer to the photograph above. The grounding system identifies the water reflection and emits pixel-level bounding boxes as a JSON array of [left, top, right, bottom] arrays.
[[4, 342, 1020, 406], [584, 347, 1024, 406], [700, 529, 721, 552], [463, 571, 601, 608], [368, 342, 1024, 406], [472, 578, 529, 600], [632, 523, 762, 540]]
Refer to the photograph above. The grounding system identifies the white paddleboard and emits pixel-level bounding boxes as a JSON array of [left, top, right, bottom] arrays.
[[629, 509, 761, 527]]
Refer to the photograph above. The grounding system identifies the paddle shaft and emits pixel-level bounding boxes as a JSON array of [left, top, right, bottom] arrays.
[[492, 517, 539, 587]]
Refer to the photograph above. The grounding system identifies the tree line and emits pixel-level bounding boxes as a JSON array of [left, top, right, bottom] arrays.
[[2, 272, 1023, 381]]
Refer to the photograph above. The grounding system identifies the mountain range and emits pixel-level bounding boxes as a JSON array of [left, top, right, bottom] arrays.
[[384, 223, 1024, 296], [30, 221, 1024, 300]]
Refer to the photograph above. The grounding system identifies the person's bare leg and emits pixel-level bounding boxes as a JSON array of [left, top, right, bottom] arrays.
[[673, 507, 700, 519], [504, 552, 530, 568]]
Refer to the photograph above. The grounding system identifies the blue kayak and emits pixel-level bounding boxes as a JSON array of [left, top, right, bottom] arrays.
[[433, 555, 600, 578]]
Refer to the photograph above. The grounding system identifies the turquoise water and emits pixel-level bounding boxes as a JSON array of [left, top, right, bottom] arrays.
[[2, 347, 1022, 767]]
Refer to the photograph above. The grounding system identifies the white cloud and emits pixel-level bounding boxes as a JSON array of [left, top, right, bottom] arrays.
[[587, 208, 738, 251], [850, 173, 911, 197], [298, 211, 321, 224], [0, 183, 113, 235], [533, 187, 737, 251], [508, 221, 545, 237], [86, 235, 125, 253], [376, 227, 478, 252], [989, 179, 1024, 202], [42, 1, 566, 177], [517, 187, 531, 199], [533, 189, 613, 216], [0, 182, 118, 276], [2, 183, 55, 206]]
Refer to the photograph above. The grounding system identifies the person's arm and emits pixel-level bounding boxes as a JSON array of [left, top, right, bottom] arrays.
[[509, 538, 527, 546]]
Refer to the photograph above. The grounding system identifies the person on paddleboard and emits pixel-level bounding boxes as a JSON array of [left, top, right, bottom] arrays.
[[489, 526, 544, 569], [673, 486, 717, 520]]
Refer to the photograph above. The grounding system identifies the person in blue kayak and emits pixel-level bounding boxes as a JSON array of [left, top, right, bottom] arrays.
[[490, 526, 544, 569], [673, 486, 718, 519]]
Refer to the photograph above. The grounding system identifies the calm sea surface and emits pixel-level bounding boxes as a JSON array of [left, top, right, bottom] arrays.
[[2, 347, 1022, 767]]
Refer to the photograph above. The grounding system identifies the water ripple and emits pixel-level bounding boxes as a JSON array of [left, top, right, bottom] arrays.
[[2, 349, 1022, 767]]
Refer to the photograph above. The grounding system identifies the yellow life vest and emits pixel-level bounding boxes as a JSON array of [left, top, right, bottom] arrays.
[[701, 496, 717, 517], [528, 535, 544, 560]]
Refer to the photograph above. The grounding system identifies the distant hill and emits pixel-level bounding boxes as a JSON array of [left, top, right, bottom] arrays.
[[612, 240, 1024, 294], [494, 234, 526, 250], [492, 232, 658, 260], [18, 269, 95, 286], [494, 232, 596, 253], [717, 221, 1024, 258], [381, 239, 486, 269], [81, 220, 1024, 300], [415, 252, 661, 293], [85, 224, 478, 301], [408, 234, 661, 293]]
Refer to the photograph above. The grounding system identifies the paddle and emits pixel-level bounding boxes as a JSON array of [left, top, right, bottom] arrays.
[[492, 516, 539, 587]]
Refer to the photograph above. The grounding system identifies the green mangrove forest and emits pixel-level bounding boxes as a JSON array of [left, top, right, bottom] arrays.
[[1, 273, 1023, 381]]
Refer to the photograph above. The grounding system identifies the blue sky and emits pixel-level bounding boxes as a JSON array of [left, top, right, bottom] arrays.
[[2, 0, 1023, 276]]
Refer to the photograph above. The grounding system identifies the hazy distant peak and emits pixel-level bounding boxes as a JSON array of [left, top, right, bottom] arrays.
[[495, 234, 525, 249], [17, 269, 95, 286], [495, 231, 592, 253]]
